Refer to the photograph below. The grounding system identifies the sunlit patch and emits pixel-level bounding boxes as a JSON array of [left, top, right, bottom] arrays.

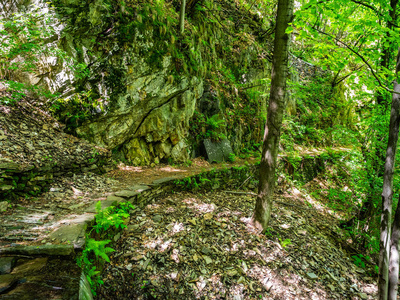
[[158, 239, 173, 252], [118, 165, 143, 172], [144, 239, 158, 249], [186, 199, 216, 214], [165, 207, 175, 213], [147, 203, 160, 209], [171, 248, 180, 263], [181, 197, 197, 205], [166, 222, 185, 235], [159, 166, 186, 173]]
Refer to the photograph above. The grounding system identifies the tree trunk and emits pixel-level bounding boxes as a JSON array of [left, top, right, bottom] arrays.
[[378, 48, 400, 300], [253, 0, 294, 231], [386, 49, 400, 300], [389, 193, 400, 300], [179, 0, 186, 34]]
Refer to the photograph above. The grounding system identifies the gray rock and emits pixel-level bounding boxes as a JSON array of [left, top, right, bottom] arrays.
[[106, 195, 125, 202], [129, 184, 151, 192], [0, 244, 74, 256], [115, 190, 139, 198], [306, 272, 318, 280], [204, 138, 234, 163], [0, 257, 17, 275], [49, 224, 86, 249]]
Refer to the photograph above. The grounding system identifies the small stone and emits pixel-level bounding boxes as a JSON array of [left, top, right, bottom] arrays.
[[114, 233, 121, 242], [152, 215, 162, 223], [307, 272, 318, 280]]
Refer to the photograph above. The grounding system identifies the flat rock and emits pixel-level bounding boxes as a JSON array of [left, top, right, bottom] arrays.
[[0, 244, 74, 256], [152, 177, 176, 185], [49, 224, 86, 249], [115, 190, 139, 198], [106, 195, 125, 202], [129, 184, 151, 192], [306, 272, 318, 280]]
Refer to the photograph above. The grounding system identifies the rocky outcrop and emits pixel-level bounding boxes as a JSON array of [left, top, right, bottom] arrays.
[[75, 56, 203, 165], [3, 0, 271, 165]]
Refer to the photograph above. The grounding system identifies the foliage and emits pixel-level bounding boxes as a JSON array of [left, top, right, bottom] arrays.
[[0, 5, 88, 105], [92, 200, 134, 236], [50, 90, 106, 131], [78, 201, 135, 294], [77, 238, 114, 295], [51, 0, 269, 139]]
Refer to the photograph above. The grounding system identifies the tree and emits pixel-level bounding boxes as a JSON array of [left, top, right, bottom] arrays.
[[253, 0, 294, 230], [379, 48, 400, 300]]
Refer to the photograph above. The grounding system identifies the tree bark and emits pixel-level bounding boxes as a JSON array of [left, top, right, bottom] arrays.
[[387, 49, 400, 300], [179, 0, 186, 34], [378, 49, 400, 300], [253, 0, 294, 231], [389, 193, 400, 300]]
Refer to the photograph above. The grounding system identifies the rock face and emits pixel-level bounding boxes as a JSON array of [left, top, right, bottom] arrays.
[[75, 57, 203, 165], [3, 0, 270, 165]]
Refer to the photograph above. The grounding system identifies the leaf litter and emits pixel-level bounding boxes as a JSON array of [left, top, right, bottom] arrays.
[[97, 188, 376, 300]]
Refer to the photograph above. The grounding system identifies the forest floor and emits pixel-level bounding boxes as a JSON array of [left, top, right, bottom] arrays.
[[0, 156, 378, 299], [96, 164, 377, 300]]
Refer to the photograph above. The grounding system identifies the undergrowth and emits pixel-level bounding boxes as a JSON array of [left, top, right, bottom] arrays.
[[77, 201, 135, 295]]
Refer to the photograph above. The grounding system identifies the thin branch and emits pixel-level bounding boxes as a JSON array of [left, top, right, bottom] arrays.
[[312, 26, 400, 94]]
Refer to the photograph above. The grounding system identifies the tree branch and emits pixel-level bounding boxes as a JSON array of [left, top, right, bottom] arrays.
[[312, 26, 400, 94]]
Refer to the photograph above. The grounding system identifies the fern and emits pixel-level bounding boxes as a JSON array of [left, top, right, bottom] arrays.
[[93, 201, 134, 234], [86, 238, 115, 262]]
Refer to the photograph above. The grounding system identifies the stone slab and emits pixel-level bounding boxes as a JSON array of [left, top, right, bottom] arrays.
[[114, 190, 140, 198], [152, 177, 176, 185], [49, 224, 86, 249], [204, 138, 234, 163], [0, 244, 74, 256], [129, 184, 151, 192]]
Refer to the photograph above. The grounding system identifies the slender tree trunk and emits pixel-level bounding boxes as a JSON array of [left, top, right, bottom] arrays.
[[387, 50, 400, 300], [253, 0, 294, 231], [378, 49, 400, 300], [388, 193, 400, 300], [179, 0, 186, 34]]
